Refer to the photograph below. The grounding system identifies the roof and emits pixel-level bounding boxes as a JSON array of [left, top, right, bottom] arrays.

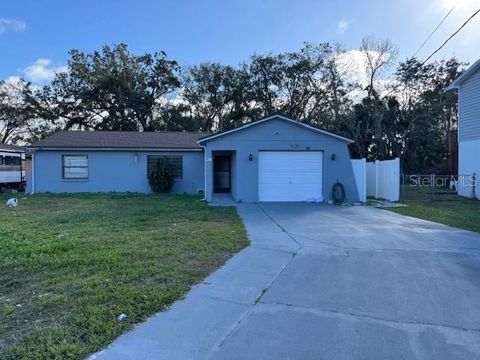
[[446, 58, 480, 91], [29, 131, 207, 150], [197, 115, 354, 144], [0, 143, 26, 152]]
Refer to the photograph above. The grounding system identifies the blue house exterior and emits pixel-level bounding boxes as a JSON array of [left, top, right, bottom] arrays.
[[198, 116, 359, 203], [29, 150, 204, 194], [28, 115, 360, 203]]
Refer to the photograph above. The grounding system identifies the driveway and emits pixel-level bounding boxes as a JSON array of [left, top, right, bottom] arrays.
[[92, 204, 480, 360]]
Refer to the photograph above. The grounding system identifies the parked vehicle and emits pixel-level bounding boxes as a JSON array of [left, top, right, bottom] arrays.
[[0, 145, 26, 191]]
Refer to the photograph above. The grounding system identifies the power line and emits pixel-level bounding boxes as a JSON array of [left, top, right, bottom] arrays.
[[383, 6, 480, 98], [413, 3, 457, 58], [422, 7, 480, 65]]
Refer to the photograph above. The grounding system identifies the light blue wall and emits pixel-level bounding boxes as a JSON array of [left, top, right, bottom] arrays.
[[31, 150, 204, 194], [29, 118, 359, 202], [202, 117, 359, 203], [459, 70, 480, 142]]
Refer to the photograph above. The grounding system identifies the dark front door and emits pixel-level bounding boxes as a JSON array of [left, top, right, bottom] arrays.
[[214, 156, 231, 193]]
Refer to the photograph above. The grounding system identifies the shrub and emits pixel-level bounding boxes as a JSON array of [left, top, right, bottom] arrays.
[[148, 158, 175, 193]]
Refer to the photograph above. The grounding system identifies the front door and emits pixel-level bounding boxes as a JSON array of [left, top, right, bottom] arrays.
[[214, 156, 231, 193]]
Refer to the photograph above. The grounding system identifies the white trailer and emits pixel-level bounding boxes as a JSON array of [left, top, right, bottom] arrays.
[[0, 148, 23, 188]]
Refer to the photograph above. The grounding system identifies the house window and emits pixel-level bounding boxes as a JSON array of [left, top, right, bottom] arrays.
[[63, 155, 88, 179], [147, 155, 183, 179]]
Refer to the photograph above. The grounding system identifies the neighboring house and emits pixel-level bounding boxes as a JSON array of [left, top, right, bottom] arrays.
[[447, 59, 480, 199], [28, 115, 360, 203]]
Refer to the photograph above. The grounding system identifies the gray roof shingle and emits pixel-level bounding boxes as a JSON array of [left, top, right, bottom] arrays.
[[0, 143, 26, 152], [29, 131, 207, 150]]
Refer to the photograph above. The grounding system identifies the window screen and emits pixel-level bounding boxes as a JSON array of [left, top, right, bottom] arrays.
[[63, 155, 88, 179]]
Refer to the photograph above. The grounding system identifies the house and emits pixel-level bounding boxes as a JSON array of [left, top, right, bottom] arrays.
[[447, 59, 480, 199], [27, 115, 360, 203]]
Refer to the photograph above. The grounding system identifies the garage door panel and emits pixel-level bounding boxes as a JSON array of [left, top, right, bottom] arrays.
[[258, 151, 323, 202]]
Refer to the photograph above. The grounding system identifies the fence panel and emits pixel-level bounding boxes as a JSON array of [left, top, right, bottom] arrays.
[[351, 159, 367, 202], [366, 158, 400, 201], [366, 162, 376, 197]]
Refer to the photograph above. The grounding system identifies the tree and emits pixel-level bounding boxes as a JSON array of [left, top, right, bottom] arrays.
[[360, 35, 398, 94], [181, 63, 237, 131], [151, 103, 204, 131], [246, 54, 283, 116], [311, 44, 354, 130], [355, 36, 399, 160], [218, 67, 261, 131], [33, 44, 180, 131], [8, 40, 465, 177], [394, 57, 464, 173], [0, 78, 35, 144]]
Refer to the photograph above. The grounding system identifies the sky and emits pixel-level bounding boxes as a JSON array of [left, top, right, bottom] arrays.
[[1, 0, 479, 84]]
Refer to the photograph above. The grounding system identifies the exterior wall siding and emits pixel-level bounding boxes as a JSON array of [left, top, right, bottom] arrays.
[[31, 150, 204, 194], [202, 118, 360, 203], [459, 70, 480, 142], [458, 139, 480, 199]]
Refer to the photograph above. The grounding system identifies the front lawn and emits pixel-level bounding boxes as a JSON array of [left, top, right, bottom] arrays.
[[0, 193, 248, 359], [388, 186, 480, 232]]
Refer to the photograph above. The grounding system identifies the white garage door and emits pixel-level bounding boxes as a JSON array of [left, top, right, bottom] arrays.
[[258, 151, 323, 202]]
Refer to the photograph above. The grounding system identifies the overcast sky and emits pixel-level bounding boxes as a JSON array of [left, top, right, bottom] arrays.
[[1, 0, 479, 84]]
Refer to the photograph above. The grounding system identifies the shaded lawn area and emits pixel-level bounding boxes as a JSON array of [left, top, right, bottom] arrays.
[[388, 186, 480, 233], [0, 193, 249, 359]]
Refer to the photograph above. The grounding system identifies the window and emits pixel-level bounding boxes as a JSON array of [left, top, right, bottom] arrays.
[[63, 155, 88, 179], [147, 155, 183, 179], [0, 155, 20, 166]]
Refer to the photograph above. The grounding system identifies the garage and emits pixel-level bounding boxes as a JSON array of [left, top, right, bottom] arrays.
[[258, 151, 323, 202], [198, 115, 359, 203]]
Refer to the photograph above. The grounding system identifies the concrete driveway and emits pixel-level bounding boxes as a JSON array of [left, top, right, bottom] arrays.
[[92, 204, 480, 360]]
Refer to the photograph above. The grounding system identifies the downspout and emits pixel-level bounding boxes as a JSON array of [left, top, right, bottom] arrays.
[[31, 151, 35, 194], [199, 144, 207, 201]]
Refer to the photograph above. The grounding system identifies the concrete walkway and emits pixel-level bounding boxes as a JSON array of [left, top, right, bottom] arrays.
[[91, 204, 480, 360]]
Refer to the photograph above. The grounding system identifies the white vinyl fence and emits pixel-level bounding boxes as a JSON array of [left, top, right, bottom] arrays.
[[351, 157, 400, 202], [366, 158, 400, 201], [351, 159, 367, 202]]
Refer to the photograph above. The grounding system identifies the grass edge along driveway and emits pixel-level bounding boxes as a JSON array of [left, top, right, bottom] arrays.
[[387, 193, 480, 233], [0, 193, 249, 360]]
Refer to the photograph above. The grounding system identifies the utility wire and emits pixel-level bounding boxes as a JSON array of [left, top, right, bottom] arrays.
[[422, 7, 480, 65], [413, 3, 457, 58], [383, 6, 480, 98]]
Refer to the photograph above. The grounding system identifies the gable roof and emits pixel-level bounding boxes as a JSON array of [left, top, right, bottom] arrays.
[[446, 58, 480, 91], [29, 131, 207, 150], [197, 115, 354, 144]]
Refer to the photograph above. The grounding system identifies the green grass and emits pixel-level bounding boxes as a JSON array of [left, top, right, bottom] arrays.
[[0, 193, 249, 359], [388, 186, 480, 233]]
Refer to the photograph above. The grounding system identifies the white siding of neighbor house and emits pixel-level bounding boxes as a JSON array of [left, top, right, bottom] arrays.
[[458, 139, 480, 199], [459, 70, 480, 142], [456, 65, 480, 199]]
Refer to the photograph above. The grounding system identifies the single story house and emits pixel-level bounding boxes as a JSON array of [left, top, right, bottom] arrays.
[[28, 115, 360, 203], [447, 59, 480, 199]]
